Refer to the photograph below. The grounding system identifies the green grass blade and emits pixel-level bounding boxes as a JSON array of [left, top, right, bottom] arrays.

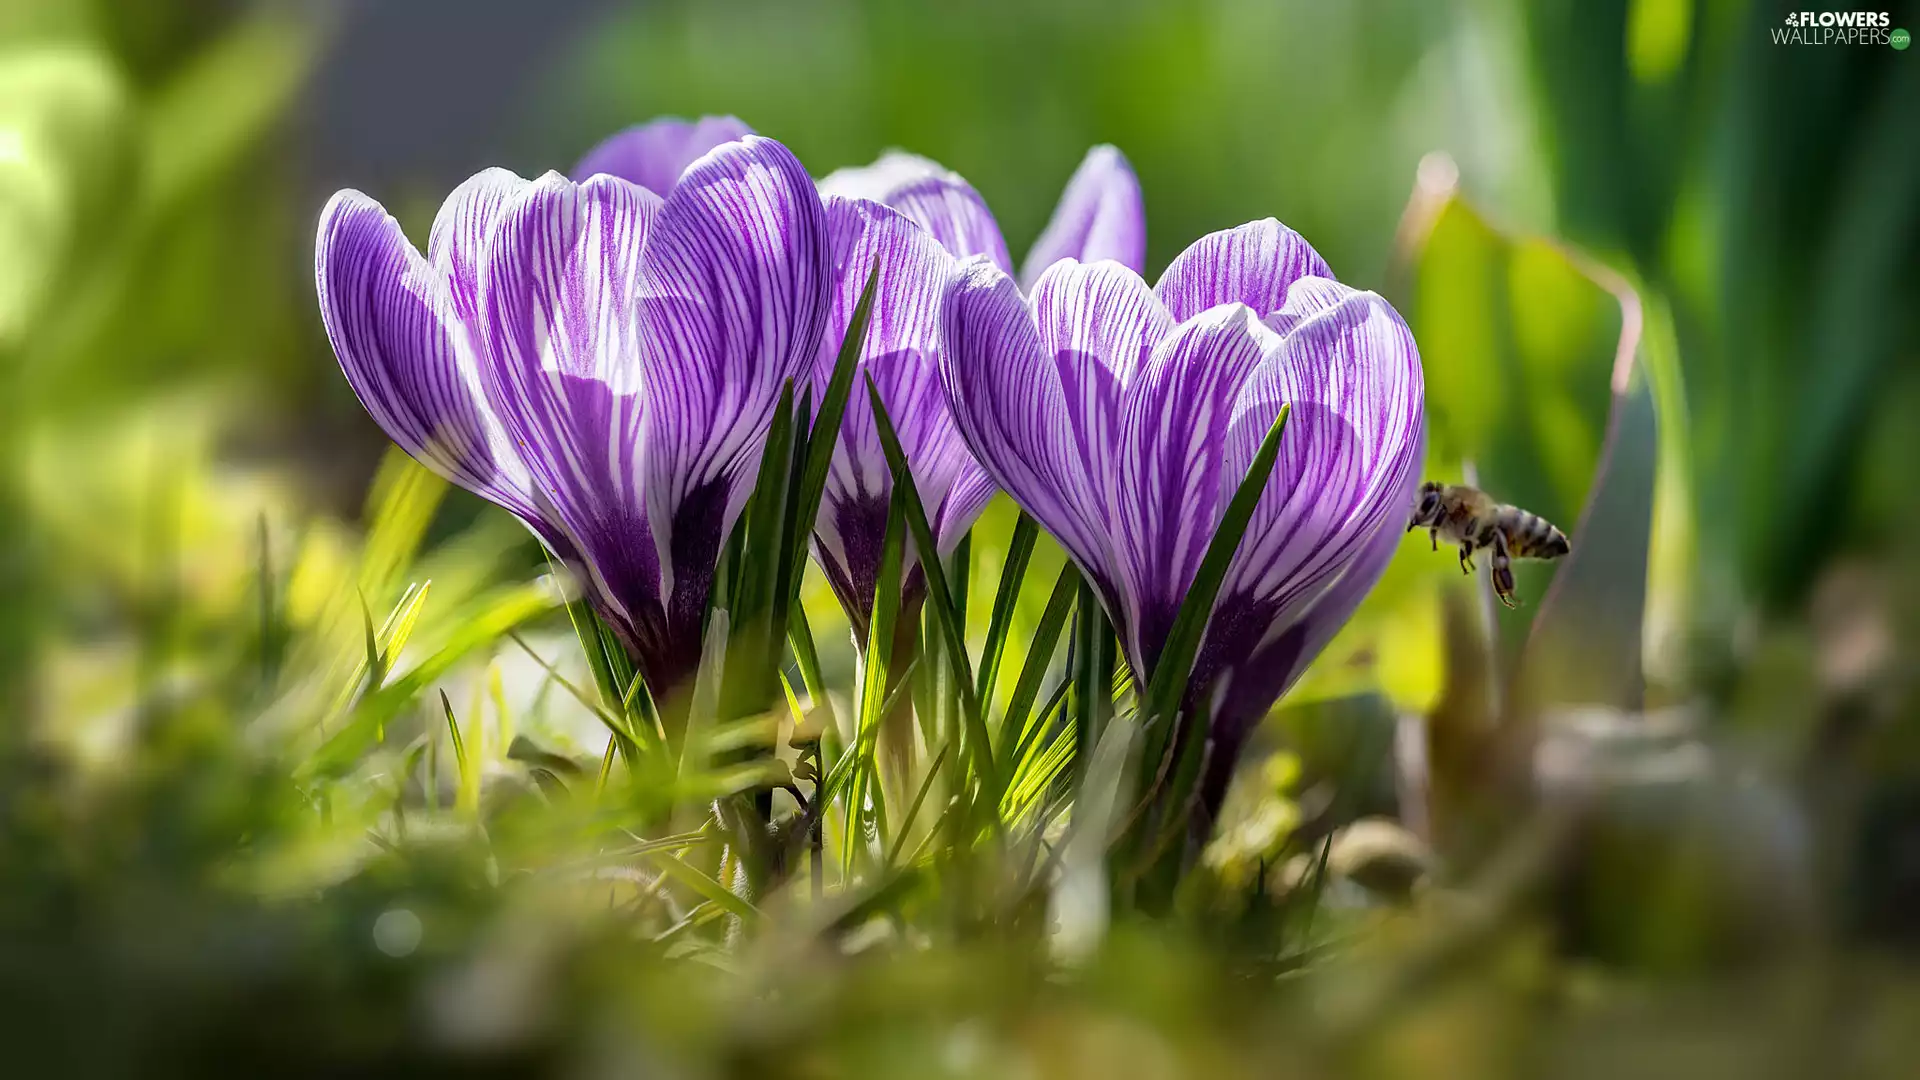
[[1133, 404, 1291, 797], [843, 489, 908, 876], [975, 512, 1037, 706], [642, 849, 763, 925], [1071, 578, 1117, 786], [787, 266, 879, 588], [785, 602, 830, 713], [885, 739, 952, 866], [997, 562, 1080, 774], [1005, 676, 1072, 794], [507, 632, 643, 758], [864, 376, 998, 801]]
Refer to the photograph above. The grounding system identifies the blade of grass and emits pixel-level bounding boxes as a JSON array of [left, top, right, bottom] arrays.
[[642, 849, 763, 924], [885, 738, 952, 866], [997, 562, 1080, 774], [508, 632, 643, 758], [1005, 677, 1072, 796], [844, 490, 908, 877], [1132, 404, 1291, 807], [1071, 578, 1117, 786], [976, 512, 1038, 705], [786, 267, 878, 588], [866, 377, 998, 804]]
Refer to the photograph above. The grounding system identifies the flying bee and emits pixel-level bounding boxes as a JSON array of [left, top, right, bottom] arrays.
[[1406, 481, 1570, 609]]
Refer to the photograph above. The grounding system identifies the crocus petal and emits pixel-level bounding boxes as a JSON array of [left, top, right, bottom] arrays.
[[316, 189, 536, 521], [474, 171, 671, 671], [1029, 258, 1172, 546], [1019, 145, 1147, 290], [1217, 278, 1425, 632], [1154, 218, 1332, 323], [942, 257, 1169, 608], [936, 466, 997, 553], [942, 259, 1099, 588], [427, 167, 528, 317], [820, 151, 1014, 274], [1114, 303, 1271, 670], [1194, 445, 1420, 816], [571, 114, 754, 196], [814, 196, 963, 624], [636, 135, 831, 623]]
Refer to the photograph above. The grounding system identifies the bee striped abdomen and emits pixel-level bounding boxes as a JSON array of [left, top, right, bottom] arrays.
[[1499, 506, 1570, 560]]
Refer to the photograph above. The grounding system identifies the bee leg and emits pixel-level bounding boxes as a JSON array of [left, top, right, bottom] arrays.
[[1429, 527, 1438, 552], [1458, 541, 1475, 574], [1490, 531, 1519, 609]]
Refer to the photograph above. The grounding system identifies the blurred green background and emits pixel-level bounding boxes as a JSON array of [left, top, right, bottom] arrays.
[[3, 0, 1918, 1075]]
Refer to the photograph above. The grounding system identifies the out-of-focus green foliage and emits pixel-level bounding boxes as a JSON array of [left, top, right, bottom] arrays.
[[1, 0, 1918, 1075], [0, 48, 132, 348], [1523, 0, 1920, 623]]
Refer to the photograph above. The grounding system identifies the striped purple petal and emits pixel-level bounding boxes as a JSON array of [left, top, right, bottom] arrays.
[[819, 151, 1014, 274], [1214, 278, 1425, 625], [1114, 303, 1271, 672], [635, 135, 831, 649], [571, 114, 753, 196], [1154, 218, 1332, 323], [942, 257, 1171, 611], [427, 168, 528, 317], [813, 196, 990, 629], [1019, 145, 1147, 291], [472, 171, 675, 678], [315, 188, 537, 523]]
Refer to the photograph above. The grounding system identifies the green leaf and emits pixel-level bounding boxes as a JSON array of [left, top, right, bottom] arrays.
[[842, 488, 908, 875], [785, 602, 830, 716], [998, 562, 1081, 775], [865, 376, 1000, 804], [302, 580, 558, 778], [787, 266, 878, 589], [1006, 677, 1072, 796], [642, 849, 763, 925], [976, 512, 1038, 706], [886, 739, 951, 866], [1133, 404, 1292, 797], [1070, 578, 1118, 787], [507, 632, 643, 760], [145, 12, 318, 214], [1515, 287, 1661, 714]]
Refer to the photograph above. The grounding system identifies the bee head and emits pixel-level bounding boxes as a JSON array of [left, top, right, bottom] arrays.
[[1408, 481, 1444, 531]]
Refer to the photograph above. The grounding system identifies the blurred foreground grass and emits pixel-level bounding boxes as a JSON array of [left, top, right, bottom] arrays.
[[3, 0, 1920, 1076]]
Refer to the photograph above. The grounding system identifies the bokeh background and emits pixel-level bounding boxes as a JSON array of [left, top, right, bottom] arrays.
[[3, 0, 1919, 1075]]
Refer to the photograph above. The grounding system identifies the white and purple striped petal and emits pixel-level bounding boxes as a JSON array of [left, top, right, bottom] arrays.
[[473, 171, 674, 675], [1019, 145, 1147, 291], [1154, 218, 1331, 323], [819, 151, 1014, 273], [635, 135, 831, 646], [943, 257, 1173, 612], [571, 114, 753, 196], [812, 196, 990, 629], [1114, 303, 1270, 671], [315, 188, 539, 526]]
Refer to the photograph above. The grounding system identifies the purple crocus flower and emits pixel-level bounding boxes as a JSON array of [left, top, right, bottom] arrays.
[[801, 145, 1146, 631], [940, 222, 1425, 814], [316, 133, 829, 701]]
